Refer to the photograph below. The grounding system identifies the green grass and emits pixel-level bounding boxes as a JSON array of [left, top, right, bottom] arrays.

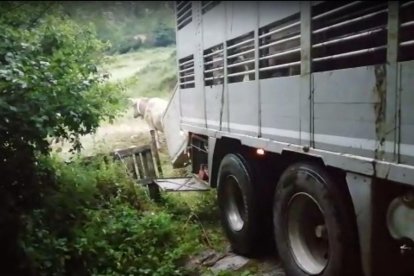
[[122, 48, 177, 99]]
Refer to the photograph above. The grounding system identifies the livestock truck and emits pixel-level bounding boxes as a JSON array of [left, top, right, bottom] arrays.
[[161, 1, 414, 276]]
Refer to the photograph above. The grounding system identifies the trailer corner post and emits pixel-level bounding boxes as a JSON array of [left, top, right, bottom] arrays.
[[300, 1, 313, 147]]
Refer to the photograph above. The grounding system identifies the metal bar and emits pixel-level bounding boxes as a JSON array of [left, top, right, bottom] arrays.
[[313, 45, 386, 62], [177, 15, 192, 28], [227, 48, 255, 59], [203, 48, 223, 58], [259, 61, 300, 71], [180, 73, 195, 79], [401, 21, 414, 28], [176, 1, 187, 10], [313, 9, 387, 34], [205, 66, 224, 73], [312, 28, 384, 48], [177, 9, 191, 22], [312, 1, 362, 20], [204, 76, 224, 81], [400, 40, 414, 46], [227, 58, 255, 68], [202, 1, 212, 9], [259, 21, 300, 39], [227, 38, 254, 50], [179, 80, 195, 85], [179, 58, 194, 67], [259, 47, 301, 61], [401, 1, 414, 8], [227, 69, 255, 77], [259, 34, 300, 50], [177, 1, 191, 17], [179, 66, 194, 73], [204, 58, 224, 65]]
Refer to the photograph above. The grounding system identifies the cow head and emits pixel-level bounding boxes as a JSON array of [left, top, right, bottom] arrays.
[[131, 97, 149, 118]]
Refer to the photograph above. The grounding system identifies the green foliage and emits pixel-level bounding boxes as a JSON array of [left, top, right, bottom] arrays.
[[0, 2, 125, 273], [153, 23, 176, 47], [0, 2, 125, 156], [22, 156, 201, 276], [62, 1, 176, 54]]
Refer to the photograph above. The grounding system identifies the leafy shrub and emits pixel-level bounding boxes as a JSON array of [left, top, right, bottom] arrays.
[[0, 2, 125, 273], [21, 156, 201, 276]]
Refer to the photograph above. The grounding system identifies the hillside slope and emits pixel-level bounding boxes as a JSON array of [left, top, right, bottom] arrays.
[[53, 47, 178, 165]]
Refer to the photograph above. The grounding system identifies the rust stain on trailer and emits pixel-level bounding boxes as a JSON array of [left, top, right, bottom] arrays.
[[372, 64, 387, 175]]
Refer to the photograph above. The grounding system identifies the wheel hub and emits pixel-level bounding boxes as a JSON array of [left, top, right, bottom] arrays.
[[223, 175, 245, 232], [287, 192, 329, 275]]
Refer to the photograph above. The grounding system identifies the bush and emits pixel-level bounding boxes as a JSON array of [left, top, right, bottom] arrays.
[[0, 3, 125, 272], [21, 156, 201, 276]]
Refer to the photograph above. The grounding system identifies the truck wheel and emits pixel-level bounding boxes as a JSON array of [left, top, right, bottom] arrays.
[[273, 163, 360, 276], [217, 153, 266, 256]]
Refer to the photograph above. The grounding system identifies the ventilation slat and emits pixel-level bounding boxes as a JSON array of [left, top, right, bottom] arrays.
[[202, 1, 221, 14], [312, 1, 362, 20], [312, 28, 384, 48], [226, 32, 255, 83], [204, 76, 223, 81], [312, 9, 387, 35], [226, 38, 255, 50], [401, 40, 414, 46], [228, 70, 255, 78], [176, 1, 192, 30], [259, 13, 301, 79], [179, 55, 195, 89], [204, 58, 224, 65], [204, 44, 224, 86], [259, 21, 300, 39], [227, 59, 254, 69], [227, 48, 255, 59], [399, 1, 414, 61], [259, 34, 300, 50], [205, 67, 224, 73], [259, 61, 300, 72], [259, 47, 301, 61], [312, 2, 387, 72]]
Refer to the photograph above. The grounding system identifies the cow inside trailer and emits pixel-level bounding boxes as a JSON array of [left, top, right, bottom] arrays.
[[165, 2, 414, 276]]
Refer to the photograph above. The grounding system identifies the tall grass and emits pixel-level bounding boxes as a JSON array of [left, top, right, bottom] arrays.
[[122, 47, 177, 99]]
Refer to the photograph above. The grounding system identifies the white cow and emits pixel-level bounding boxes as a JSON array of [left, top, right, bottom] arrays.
[[131, 97, 168, 149]]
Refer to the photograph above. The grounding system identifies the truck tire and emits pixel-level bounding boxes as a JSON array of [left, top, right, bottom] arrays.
[[217, 153, 269, 256], [273, 162, 360, 276]]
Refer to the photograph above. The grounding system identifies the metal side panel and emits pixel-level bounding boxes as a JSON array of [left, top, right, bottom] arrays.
[[399, 60, 414, 165], [225, 1, 257, 41], [258, 1, 300, 28], [181, 87, 205, 128], [177, 21, 196, 59], [202, 1, 225, 50], [162, 85, 189, 168], [313, 66, 385, 159], [205, 85, 227, 131], [260, 76, 301, 144], [228, 81, 259, 137]]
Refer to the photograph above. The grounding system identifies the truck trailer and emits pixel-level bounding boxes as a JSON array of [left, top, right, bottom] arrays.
[[162, 1, 414, 275]]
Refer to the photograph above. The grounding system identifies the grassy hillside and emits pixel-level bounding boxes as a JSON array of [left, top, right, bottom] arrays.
[[62, 1, 176, 54], [119, 47, 177, 99]]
